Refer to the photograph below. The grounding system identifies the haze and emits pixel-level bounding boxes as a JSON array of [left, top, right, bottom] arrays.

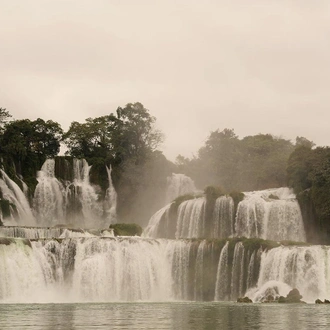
[[1, 0, 329, 160]]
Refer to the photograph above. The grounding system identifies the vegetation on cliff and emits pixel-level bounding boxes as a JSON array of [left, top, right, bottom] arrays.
[[287, 143, 330, 243]]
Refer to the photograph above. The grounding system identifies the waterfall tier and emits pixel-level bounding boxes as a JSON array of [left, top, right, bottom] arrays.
[[0, 231, 324, 303], [144, 188, 306, 242], [0, 158, 117, 228]]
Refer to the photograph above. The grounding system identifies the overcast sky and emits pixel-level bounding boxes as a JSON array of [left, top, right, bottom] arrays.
[[1, 0, 329, 160]]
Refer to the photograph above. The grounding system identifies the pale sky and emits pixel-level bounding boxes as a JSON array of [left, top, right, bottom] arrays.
[[1, 0, 330, 160]]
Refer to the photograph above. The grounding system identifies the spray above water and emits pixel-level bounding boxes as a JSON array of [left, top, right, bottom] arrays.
[[166, 173, 197, 204]]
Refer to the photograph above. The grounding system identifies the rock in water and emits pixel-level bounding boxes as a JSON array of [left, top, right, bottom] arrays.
[[278, 288, 304, 303]]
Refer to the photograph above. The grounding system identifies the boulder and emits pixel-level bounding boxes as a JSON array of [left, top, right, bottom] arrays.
[[278, 289, 304, 303], [237, 296, 253, 303], [286, 288, 303, 303]]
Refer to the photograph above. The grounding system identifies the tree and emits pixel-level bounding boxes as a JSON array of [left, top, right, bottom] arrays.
[[0, 108, 12, 133], [64, 102, 163, 164], [295, 136, 315, 149], [175, 130, 294, 192], [114, 102, 163, 163], [63, 102, 166, 223], [63, 115, 119, 159], [0, 118, 63, 179]]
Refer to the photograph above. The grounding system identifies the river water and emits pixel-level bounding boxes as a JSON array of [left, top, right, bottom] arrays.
[[0, 302, 329, 330]]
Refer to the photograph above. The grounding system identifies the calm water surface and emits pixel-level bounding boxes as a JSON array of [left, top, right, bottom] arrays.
[[0, 302, 329, 330]]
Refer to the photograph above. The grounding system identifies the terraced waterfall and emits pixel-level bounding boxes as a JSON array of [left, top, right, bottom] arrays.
[[0, 165, 327, 304]]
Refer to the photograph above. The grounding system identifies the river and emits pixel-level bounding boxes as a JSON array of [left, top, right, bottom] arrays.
[[0, 302, 329, 330]]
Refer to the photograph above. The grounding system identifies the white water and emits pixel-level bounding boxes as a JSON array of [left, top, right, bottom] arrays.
[[104, 165, 117, 225], [0, 170, 35, 225], [166, 173, 196, 203], [1, 159, 118, 228], [145, 187, 306, 242], [33, 159, 65, 226], [70, 159, 103, 226], [253, 245, 330, 302], [235, 188, 306, 242], [0, 233, 330, 303], [143, 204, 172, 238], [213, 196, 234, 239], [176, 198, 205, 238], [214, 241, 230, 300]]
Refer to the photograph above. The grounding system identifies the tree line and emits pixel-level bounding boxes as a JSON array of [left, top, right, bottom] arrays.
[[1, 104, 330, 240]]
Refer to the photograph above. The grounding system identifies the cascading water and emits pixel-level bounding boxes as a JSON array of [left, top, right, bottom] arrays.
[[230, 242, 245, 300], [0, 158, 118, 228], [33, 159, 65, 226], [214, 241, 230, 300], [104, 165, 117, 224], [68, 159, 103, 226], [248, 245, 330, 302], [235, 188, 306, 242], [212, 196, 234, 239], [143, 204, 172, 238], [176, 198, 205, 239], [145, 187, 306, 242], [0, 231, 329, 303], [0, 170, 35, 225], [166, 173, 197, 203]]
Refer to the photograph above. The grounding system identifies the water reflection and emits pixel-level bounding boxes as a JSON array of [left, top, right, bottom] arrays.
[[0, 302, 329, 330]]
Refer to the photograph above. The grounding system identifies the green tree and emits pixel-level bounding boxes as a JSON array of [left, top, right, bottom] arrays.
[[63, 102, 167, 224], [64, 102, 163, 164], [0, 118, 63, 182], [0, 108, 12, 134]]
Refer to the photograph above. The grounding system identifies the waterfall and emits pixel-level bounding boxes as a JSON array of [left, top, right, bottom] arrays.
[[0, 170, 35, 225], [104, 165, 117, 225], [143, 204, 172, 238], [249, 245, 330, 302], [176, 198, 205, 239], [214, 241, 230, 300], [1, 158, 118, 228], [69, 159, 103, 225], [194, 240, 207, 300], [230, 242, 245, 299], [145, 187, 306, 241], [166, 173, 197, 203], [1, 231, 329, 303], [0, 236, 225, 303], [33, 159, 65, 226], [212, 196, 234, 239], [235, 188, 306, 242]]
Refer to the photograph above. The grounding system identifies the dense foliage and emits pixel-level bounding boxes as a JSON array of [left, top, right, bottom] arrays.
[[1, 103, 330, 242], [287, 142, 330, 243], [176, 128, 294, 192]]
